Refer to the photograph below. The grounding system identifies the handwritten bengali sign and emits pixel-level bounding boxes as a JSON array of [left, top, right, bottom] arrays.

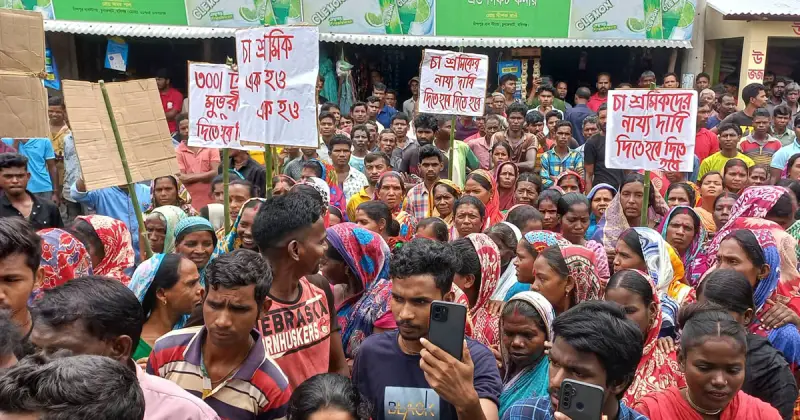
[[235, 26, 319, 148], [419, 49, 488, 117], [605, 89, 698, 172]]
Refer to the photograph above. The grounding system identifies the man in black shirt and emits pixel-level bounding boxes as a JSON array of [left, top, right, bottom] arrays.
[[721, 82, 768, 136], [0, 153, 62, 230], [218, 149, 266, 197], [583, 104, 623, 191]]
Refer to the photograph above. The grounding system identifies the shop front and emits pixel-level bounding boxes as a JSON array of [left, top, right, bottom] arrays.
[[8, 0, 697, 105], [703, 0, 800, 104]]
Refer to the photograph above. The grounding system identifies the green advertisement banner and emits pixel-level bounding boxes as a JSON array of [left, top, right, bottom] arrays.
[[570, 0, 695, 40], [2, 0, 694, 40], [435, 0, 569, 38], [51, 0, 188, 24]]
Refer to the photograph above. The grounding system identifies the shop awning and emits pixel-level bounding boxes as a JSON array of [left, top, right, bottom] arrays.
[[707, 0, 800, 20], [43, 20, 692, 48]]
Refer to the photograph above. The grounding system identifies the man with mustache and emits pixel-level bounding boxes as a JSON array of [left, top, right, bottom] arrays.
[[352, 238, 502, 420]]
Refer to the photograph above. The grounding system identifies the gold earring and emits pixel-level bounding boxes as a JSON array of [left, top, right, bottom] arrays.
[[162, 299, 167, 306]]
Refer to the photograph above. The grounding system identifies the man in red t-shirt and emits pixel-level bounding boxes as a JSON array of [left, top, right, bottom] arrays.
[[694, 101, 719, 161], [254, 192, 349, 389], [588, 72, 611, 112], [156, 69, 183, 133]]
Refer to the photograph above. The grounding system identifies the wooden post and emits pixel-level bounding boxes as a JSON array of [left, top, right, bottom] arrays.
[[639, 82, 657, 227], [448, 115, 455, 179], [222, 148, 231, 235], [98, 80, 152, 258]]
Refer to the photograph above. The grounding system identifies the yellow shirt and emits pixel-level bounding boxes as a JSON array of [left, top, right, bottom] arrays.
[[697, 152, 755, 179], [346, 187, 372, 221]]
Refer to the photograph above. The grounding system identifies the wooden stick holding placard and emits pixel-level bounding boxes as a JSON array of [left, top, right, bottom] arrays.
[[222, 148, 231, 235], [265, 145, 273, 198], [98, 80, 153, 258], [447, 46, 464, 180], [639, 82, 657, 227]]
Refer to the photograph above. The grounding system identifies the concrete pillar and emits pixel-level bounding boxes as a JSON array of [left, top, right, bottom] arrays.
[[737, 30, 768, 108], [682, 0, 706, 75]]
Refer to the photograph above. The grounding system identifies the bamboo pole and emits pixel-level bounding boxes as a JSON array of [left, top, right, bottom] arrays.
[[98, 80, 152, 258], [222, 148, 231, 235], [265, 145, 273, 198]]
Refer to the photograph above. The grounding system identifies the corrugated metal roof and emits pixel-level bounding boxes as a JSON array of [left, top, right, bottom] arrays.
[[43, 20, 692, 48], [707, 0, 800, 17]]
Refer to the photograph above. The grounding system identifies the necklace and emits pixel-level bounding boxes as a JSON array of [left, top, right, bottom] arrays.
[[685, 389, 722, 416]]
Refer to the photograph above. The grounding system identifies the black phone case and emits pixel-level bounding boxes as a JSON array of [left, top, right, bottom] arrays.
[[428, 301, 467, 360], [558, 379, 605, 420]]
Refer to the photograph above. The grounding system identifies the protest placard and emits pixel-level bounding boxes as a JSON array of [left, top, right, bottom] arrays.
[[605, 89, 698, 172], [419, 49, 488, 117], [0, 9, 49, 139], [187, 62, 261, 151], [62, 79, 181, 191], [235, 26, 319, 148]]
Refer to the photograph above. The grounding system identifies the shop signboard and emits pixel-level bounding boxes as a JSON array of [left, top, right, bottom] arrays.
[[604, 89, 697, 172], [569, 0, 696, 40], [418, 49, 488, 117], [235, 26, 319, 147], [435, 0, 568, 38], [0, 0, 54, 19], [51, 0, 188, 25]]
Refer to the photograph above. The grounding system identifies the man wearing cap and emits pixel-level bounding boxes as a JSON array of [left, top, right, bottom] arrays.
[[403, 77, 420, 119], [156, 69, 183, 134]]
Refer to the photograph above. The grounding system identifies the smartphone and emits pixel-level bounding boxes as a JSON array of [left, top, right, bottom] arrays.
[[428, 301, 467, 360], [558, 379, 604, 420]]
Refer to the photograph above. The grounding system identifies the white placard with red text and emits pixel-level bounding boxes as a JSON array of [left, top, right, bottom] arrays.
[[418, 49, 488, 117], [235, 26, 319, 147], [187, 63, 260, 150], [605, 89, 698, 172]]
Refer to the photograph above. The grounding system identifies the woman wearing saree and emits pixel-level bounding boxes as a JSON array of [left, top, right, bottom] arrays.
[[451, 233, 502, 347], [690, 185, 794, 285], [613, 227, 692, 337], [212, 197, 266, 258], [71, 215, 135, 284], [143, 205, 186, 255], [464, 169, 505, 229], [532, 244, 602, 315], [322, 223, 392, 358], [636, 304, 781, 420], [605, 269, 685, 406], [509, 231, 572, 300], [430, 179, 462, 236], [308, 159, 347, 217], [498, 291, 555, 417], [495, 161, 519, 212], [659, 206, 707, 283], [554, 170, 585, 194], [36, 228, 93, 296], [694, 171, 724, 234], [708, 226, 800, 370], [585, 183, 616, 240], [376, 172, 417, 243], [144, 175, 198, 216], [592, 173, 669, 263]]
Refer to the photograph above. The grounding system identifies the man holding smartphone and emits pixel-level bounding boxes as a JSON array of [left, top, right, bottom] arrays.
[[352, 238, 503, 420], [503, 301, 645, 420]]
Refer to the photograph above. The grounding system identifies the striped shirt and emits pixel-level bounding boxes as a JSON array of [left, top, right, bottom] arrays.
[[739, 135, 783, 166], [403, 182, 431, 220], [539, 148, 584, 188], [502, 396, 647, 420], [146, 326, 291, 420]]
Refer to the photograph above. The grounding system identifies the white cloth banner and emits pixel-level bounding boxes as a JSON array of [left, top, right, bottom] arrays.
[[418, 49, 488, 117], [187, 63, 260, 150], [604, 89, 698, 172], [235, 26, 319, 148]]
